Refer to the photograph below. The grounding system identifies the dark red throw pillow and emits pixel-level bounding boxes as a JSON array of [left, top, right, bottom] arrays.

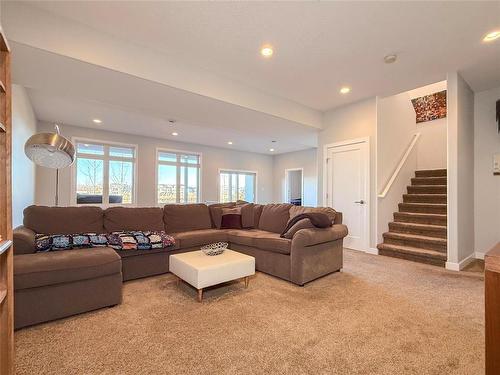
[[220, 207, 243, 229]]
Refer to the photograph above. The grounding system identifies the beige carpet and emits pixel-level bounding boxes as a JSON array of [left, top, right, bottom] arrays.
[[15, 250, 485, 375]]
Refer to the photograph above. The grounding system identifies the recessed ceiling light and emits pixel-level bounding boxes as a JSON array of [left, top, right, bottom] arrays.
[[269, 148, 275, 152], [168, 119, 176, 125], [384, 54, 397, 64], [260, 45, 274, 57], [93, 119, 102, 124], [227, 141, 233, 145], [172, 132, 178, 136], [483, 30, 500, 42], [340, 87, 351, 94]]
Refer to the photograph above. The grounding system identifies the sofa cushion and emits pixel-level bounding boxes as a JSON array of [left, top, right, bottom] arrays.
[[227, 229, 258, 247], [228, 229, 291, 255], [164, 204, 212, 233], [208, 202, 236, 228], [252, 204, 264, 228], [104, 207, 164, 232], [14, 247, 121, 290], [171, 229, 229, 249], [236, 201, 263, 228], [238, 203, 256, 228], [114, 247, 176, 258], [23, 205, 104, 235], [289, 206, 337, 225], [258, 203, 292, 234]]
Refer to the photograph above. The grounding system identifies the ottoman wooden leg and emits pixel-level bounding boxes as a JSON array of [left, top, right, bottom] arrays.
[[244, 276, 249, 288], [197, 288, 203, 302]]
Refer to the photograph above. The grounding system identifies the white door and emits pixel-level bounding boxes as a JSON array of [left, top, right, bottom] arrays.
[[326, 141, 369, 251]]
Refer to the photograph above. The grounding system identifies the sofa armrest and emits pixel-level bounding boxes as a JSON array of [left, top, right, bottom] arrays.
[[334, 211, 343, 224], [13, 225, 36, 255], [291, 224, 348, 248]]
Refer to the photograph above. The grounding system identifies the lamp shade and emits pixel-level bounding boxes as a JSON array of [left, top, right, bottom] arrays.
[[24, 132, 75, 169]]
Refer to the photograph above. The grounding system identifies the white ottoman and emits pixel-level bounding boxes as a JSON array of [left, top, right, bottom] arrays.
[[169, 250, 255, 302]]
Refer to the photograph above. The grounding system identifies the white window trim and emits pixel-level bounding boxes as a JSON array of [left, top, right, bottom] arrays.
[[155, 147, 203, 205], [217, 168, 258, 203], [70, 137, 138, 207]]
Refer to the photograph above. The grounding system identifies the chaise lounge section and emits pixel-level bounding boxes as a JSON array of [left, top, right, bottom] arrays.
[[13, 203, 347, 328]]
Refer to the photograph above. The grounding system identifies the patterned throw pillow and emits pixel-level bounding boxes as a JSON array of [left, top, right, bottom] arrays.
[[35, 233, 108, 252], [106, 231, 175, 251]]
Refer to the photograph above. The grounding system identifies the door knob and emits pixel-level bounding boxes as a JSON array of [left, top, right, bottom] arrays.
[[354, 200, 365, 204]]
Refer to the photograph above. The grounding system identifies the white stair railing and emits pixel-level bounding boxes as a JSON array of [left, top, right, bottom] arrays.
[[378, 133, 420, 198]]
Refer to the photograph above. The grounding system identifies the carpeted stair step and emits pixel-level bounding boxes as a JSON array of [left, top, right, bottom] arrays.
[[399, 202, 447, 214], [411, 177, 447, 186], [394, 212, 447, 226], [403, 194, 447, 204], [388, 222, 447, 239], [382, 232, 447, 252], [415, 169, 447, 178], [377, 243, 446, 267], [407, 185, 447, 194]]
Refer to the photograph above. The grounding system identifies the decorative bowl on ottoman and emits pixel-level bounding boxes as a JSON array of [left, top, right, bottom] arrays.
[[201, 242, 228, 256]]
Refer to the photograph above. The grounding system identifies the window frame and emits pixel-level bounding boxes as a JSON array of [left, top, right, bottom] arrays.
[[217, 168, 258, 203], [155, 147, 203, 205], [71, 137, 138, 207]]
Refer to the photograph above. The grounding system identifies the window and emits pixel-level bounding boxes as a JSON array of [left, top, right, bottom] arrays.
[[74, 140, 136, 205], [157, 150, 201, 204], [219, 170, 257, 203]]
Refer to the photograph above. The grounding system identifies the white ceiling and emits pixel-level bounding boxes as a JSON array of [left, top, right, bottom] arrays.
[[12, 43, 317, 155], [21, 1, 500, 110], [3, 1, 500, 154]]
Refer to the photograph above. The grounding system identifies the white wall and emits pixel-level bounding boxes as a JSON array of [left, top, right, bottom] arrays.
[[408, 80, 448, 170], [415, 118, 447, 170], [376, 92, 417, 243], [12, 84, 37, 227], [447, 71, 475, 267], [273, 148, 317, 206], [474, 86, 500, 257], [319, 98, 377, 248], [35, 122, 275, 207]]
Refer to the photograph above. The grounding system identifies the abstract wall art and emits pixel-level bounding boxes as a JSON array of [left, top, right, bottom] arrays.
[[411, 90, 447, 123]]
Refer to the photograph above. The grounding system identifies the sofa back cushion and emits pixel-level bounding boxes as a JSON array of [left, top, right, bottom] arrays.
[[208, 202, 236, 228], [289, 206, 338, 224], [258, 203, 292, 234], [163, 204, 212, 233], [104, 207, 164, 232], [23, 205, 104, 235]]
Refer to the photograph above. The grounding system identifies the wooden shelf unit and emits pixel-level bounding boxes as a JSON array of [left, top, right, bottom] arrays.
[[0, 26, 13, 374]]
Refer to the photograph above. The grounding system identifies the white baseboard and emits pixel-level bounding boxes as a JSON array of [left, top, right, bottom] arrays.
[[445, 262, 460, 271], [474, 252, 485, 260], [366, 247, 379, 255], [446, 253, 475, 271]]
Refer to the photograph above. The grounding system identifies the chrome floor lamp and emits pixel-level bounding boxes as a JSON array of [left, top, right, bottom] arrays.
[[24, 125, 75, 206]]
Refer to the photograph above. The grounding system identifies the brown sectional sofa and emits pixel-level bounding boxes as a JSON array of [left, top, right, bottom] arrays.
[[13, 203, 347, 329]]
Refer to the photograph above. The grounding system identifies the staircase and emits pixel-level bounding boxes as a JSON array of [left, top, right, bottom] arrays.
[[377, 169, 448, 267]]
